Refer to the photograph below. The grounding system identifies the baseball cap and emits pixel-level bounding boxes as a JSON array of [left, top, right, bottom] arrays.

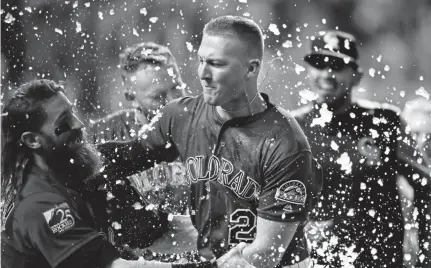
[[304, 30, 359, 70]]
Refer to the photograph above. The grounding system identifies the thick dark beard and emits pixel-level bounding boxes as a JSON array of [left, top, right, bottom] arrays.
[[47, 142, 102, 191]]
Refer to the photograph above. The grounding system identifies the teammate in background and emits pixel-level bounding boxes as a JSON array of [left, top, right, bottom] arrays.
[[87, 42, 190, 256], [96, 15, 322, 268], [400, 98, 431, 268], [293, 30, 430, 267], [0, 79, 253, 268]]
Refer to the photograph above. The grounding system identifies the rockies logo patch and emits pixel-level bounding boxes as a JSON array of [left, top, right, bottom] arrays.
[[275, 180, 307, 206], [43, 202, 75, 235]]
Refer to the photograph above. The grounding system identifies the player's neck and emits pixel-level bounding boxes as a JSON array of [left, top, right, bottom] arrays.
[[216, 91, 267, 121], [330, 97, 352, 115], [34, 154, 50, 174], [316, 94, 352, 116]]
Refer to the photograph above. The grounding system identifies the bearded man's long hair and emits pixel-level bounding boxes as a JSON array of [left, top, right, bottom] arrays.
[[1, 79, 64, 222]]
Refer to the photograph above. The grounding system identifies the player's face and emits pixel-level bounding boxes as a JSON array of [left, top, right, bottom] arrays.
[[306, 57, 358, 106], [38, 92, 84, 150], [197, 34, 249, 107], [37, 92, 101, 181], [124, 66, 178, 114]]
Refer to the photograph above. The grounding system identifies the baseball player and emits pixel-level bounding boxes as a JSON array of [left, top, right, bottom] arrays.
[[0, 79, 253, 268], [97, 15, 322, 268], [293, 30, 430, 267], [86, 42, 191, 257], [400, 98, 431, 268]]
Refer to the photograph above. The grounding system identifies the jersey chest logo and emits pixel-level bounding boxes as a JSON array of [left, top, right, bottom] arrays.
[[275, 180, 307, 206], [43, 202, 75, 235], [357, 137, 382, 166], [185, 155, 261, 200]]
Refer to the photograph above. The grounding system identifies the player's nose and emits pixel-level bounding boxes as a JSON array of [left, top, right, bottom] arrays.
[[198, 62, 212, 81], [319, 68, 333, 78], [71, 114, 84, 130]]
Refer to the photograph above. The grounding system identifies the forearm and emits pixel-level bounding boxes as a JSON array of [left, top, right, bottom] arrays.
[[240, 242, 285, 268], [98, 139, 179, 179], [415, 191, 431, 265], [97, 139, 155, 178], [107, 258, 172, 268]]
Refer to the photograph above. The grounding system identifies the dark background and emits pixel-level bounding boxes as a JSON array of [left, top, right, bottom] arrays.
[[2, 0, 431, 121], [2, 0, 429, 266]]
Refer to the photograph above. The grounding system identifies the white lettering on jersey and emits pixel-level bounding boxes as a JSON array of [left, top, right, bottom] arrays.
[[185, 155, 261, 200]]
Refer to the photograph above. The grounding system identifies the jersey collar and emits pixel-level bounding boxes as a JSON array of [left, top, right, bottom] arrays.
[[213, 92, 275, 126]]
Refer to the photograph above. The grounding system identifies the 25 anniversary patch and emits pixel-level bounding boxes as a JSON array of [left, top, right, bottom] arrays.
[[43, 202, 75, 235]]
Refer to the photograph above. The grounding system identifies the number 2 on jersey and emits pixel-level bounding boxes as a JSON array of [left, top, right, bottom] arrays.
[[228, 209, 256, 245]]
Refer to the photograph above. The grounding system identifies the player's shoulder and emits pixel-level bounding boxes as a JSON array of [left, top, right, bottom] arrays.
[[266, 106, 311, 151], [170, 94, 203, 108], [355, 98, 401, 121], [89, 108, 137, 127], [163, 94, 205, 118], [13, 192, 70, 225]]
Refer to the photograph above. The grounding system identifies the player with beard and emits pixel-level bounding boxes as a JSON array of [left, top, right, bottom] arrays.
[[87, 42, 191, 258], [96, 16, 322, 268], [292, 30, 431, 267], [1, 79, 137, 267], [1, 79, 253, 268]]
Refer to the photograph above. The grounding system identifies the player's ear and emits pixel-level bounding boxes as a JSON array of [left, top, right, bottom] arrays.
[[21, 132, 42, 150], [246, 59, 260, 78]]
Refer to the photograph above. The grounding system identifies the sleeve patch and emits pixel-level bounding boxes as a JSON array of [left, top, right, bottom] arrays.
[[275, 180, 307, 206], [42, 202, 75, 235]]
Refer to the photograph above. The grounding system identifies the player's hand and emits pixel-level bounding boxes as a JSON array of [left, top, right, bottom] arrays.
[[216, 242, 256, 268]]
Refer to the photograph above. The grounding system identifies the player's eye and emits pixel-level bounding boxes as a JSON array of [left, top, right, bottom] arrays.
[[55, 122, 71, 136]]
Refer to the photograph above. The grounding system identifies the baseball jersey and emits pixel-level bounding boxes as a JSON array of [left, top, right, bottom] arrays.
[[99, 93, 322, 266], [293, 100, 410, 222], [1, 165, 107, 268], [87, 109, 177, 250]]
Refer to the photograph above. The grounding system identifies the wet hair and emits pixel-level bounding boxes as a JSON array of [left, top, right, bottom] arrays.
[[119, 42, 185, 94], [1, 79, 64, 211], [203, 15, 264, 61]]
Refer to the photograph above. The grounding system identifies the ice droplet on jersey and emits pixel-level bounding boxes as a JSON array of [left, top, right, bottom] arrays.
[[311, 104, 333, 127], [268, 24, 280, 36], [336, 152, 352, 174]]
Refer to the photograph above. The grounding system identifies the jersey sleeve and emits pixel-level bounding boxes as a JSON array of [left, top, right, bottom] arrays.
[[15, 192, 102, 268], [97, 99, 183, 179], [397, 115, 431, 187], [257, 149, 319, 222]]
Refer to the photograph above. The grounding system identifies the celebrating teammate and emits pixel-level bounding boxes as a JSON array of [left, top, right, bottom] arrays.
[[97, 15, 322, 268], [0, 79, 253, 268], [87, 42, 190, 256], [293, 30, 430, 267], [1, 79, 147, 268], [400, 98, 431, 268]]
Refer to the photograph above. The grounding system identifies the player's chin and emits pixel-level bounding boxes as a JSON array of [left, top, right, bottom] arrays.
[[203, 92, 221, 106]]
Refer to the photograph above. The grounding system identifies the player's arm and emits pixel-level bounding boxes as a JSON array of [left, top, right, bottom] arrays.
[[396, 120, 431, 267], [16, 193, 175, 268], [105, 258, 172, 268], [240, 218, 299, 268], [97, 102, 180, 179], [240, 151, 319, 268], [396, 118, 431, 188]]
